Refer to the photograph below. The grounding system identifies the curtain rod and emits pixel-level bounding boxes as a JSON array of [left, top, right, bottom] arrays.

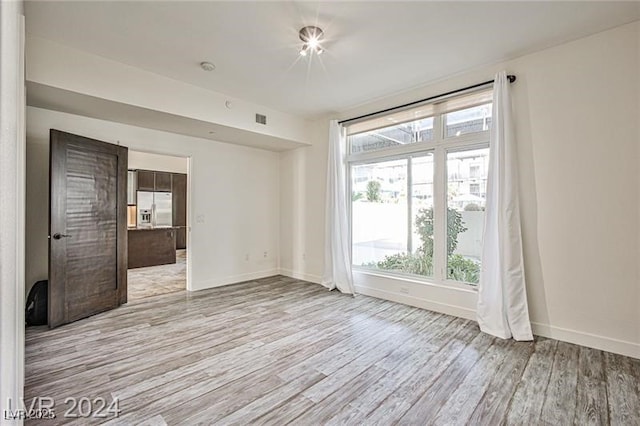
[[338, 75, 516, 126]]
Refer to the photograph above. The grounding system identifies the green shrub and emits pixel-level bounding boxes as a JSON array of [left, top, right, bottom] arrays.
[[375, 252, 433, 276], [447, 254, 480, 283], [414, 207, 467, 257], [373, 207, 478, 283], [366, 180, 381, 202]]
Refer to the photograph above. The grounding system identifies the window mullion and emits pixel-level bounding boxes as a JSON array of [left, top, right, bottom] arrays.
[[432, 108, 447, 282], [407, 157, 413, 254], [347, 159, 353, 267]]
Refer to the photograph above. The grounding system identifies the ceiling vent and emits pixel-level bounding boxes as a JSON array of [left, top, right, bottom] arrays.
[[255, 113, 267, 125]]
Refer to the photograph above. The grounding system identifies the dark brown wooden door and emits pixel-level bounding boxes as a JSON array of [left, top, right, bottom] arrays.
[[172, 173, 187, 249], [49, 130, 128, 328]]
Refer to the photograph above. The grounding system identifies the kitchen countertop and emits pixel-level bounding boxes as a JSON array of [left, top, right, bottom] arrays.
[[128, 226, 179, 231]]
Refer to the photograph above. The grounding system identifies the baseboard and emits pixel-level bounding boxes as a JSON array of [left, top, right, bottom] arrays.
[[531, 322, 640, 360], [278, 268, 322, 285], [354, 284, 477, 321], [190, 269, 280, 291]]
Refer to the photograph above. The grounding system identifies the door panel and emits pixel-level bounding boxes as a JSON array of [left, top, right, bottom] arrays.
[[49, 130, 128, 328]]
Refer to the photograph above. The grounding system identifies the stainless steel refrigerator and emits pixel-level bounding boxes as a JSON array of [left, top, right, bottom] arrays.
[[136, 191, 173, 227]]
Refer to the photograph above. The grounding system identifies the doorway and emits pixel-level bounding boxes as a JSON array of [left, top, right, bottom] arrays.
[[126, 150, 189, 301]]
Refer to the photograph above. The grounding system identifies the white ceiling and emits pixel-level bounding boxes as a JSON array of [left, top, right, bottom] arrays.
[[25, 1, 640, 118]]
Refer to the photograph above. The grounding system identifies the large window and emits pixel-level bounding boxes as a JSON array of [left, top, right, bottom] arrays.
[[348, 90, 491, 285], [352, 154, 435, 277]]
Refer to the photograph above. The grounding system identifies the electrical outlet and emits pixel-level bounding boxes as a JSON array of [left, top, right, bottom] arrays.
[[302, 253, 306, 261], [196, 214, 205, 224], [245, 254, 249, 261], [263, 251, 268, 258]]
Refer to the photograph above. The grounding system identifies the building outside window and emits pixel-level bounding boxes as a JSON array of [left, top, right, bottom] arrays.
[[347, 89, 492, 285]]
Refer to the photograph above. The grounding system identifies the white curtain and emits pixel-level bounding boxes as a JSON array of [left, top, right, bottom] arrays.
[[322, 120, 355, 294], [477, 71, 533, 341]]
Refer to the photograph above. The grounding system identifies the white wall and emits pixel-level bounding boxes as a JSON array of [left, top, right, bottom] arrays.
[[279, 118, 329, 283], [0, 0, 25, 420], [280, 22, 640, 358], [128, 150, 187, 174], [26, 107, 280, 295]]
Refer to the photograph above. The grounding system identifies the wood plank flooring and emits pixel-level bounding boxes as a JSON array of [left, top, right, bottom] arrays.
[[24, 276, 640, 425], [127, 250, 186, 300]]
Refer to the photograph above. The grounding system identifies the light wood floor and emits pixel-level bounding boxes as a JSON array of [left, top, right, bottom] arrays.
[[127, 250, 186, 301], [25, 276, 639, 425]]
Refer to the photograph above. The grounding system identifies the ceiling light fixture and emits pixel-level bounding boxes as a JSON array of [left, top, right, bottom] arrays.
[[200, 61, 215, 71], [299, 26, 325, 56]]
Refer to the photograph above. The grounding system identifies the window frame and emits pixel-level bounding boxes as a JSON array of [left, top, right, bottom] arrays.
[[347, 94, 491, 289], [442, 101, 493, 139]]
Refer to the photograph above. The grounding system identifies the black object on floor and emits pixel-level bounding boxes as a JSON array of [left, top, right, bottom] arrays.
[[25, 280, 48, 326]]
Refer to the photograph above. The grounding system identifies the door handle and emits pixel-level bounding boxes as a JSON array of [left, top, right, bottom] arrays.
[[52, 233, 72, 240]]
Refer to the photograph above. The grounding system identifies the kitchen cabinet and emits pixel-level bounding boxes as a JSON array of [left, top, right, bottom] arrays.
[[136, 170, 155, 191], [155, 172, 172, 192], [128, 228, 177, 268], [135, 170, 173, 192], [128, 170, 186, 248], [172, 173, 187, 249]]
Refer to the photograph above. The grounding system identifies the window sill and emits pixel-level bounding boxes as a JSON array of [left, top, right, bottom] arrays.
[[353, 267, 478, 294]]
